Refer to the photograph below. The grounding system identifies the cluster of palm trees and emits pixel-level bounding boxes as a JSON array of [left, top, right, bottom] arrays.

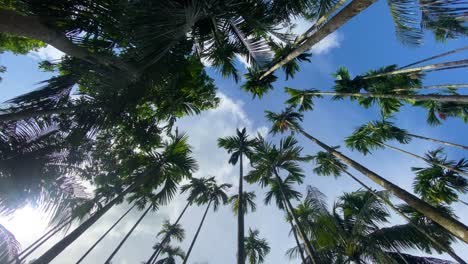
[[0, 0, 467, 263]]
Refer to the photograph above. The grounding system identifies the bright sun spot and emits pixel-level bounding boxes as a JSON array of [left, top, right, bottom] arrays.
[[0, 205, 49, 246]]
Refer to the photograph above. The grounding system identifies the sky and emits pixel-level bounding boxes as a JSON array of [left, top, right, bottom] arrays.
[[0, 1, 467, 263]]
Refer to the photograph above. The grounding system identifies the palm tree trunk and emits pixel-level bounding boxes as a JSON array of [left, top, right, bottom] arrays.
[[11, 216, 73, 264], [32, 180, 142, 264], [363, 59, 468, 79], [406, 133, 468, 150], [182, 200, 212, 264], [298, 129, 468, 243], [289, 220, 307, 264], [295, 0, 348, 45], [338, 168, 466, 264], [76, 204, 137, 264], [104, 205, 153, 264], [145, 201, 191, 264], [0, 9, 137, 75], [0, 105, 84, 123], [260, 0, 377, 79], [237, 153, 246, 264], [391, 84, 468, 92], [379, 142, 468, 177], [274, 172, 319, 264], [398, 46, 468, 69], [303, 91, 468, 103]]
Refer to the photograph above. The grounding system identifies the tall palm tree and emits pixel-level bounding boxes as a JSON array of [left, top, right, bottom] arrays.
[[218, 128, 256, 264], [152, 244, 185, 264], [32, 133, 197, 264], [265, 108, 468, 243], [182, 177, 231, 264], [146, 219, 186, 263], [310, 150, 466, 263], [412, 149, 468, 206], [244, 229, 270, 264], [245, 135, 320, 264], [345, 123, 468, 177]]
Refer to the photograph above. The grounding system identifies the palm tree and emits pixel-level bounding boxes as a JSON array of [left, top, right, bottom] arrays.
[[265, 108, 468, 243], [310, 150, 466, 263], [244, 229, 270, 264], [32, 133, 197, 264], [228, 191, 257, 216], [345, 123, 468, 177], [218, 128, 256, 264], [245, 135, 320, 264], [146, 219, 186, 263], [152, 244, 185, 264], [182, 177, 231, 264], [0, 224, 20, 264], [413, 149, 468, 206]]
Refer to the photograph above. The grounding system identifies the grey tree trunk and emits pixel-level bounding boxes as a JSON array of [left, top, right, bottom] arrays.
[[146, 201, 191, 264], [260, 0, 377, 79], [76, 204, 137, 264], [182, 200, 212, 264], [289, 220, 307, 264], [305, 91, 468, 103], [0, 10, 137, 75], [298, 129, 468, 243], [399, 46, 468, 69], [391, 84, 468, 92], [407, 133, 468, 150], [274, 173, 319, 264], [237, 153, 245, 264], [104, 205, 153, 263]]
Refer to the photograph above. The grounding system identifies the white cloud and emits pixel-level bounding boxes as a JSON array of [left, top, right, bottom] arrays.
[[28, 45, 65, 61], [310, 32, 343, 55]]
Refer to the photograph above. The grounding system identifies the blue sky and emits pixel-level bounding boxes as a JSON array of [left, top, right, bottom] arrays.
[[1, 1, 467, 263]]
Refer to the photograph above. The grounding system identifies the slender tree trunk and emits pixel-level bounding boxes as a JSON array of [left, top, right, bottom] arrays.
[[146, 201, 191, 264], [398, 46, 468, 69], [76, 204, 136, 264], [32, 180, 143, 264], [363, 60, 468, 79], [104, 205, 153, 264], [407, 133, 468, 151], [274, 173, 319, 264], [295, 0, 348, 45], [380, 142, 468, 177], [304, 91, 468, 103], [182, 200, 212, 264], [391, 84, 468, 92], [0, 9, 137, 75], [260, 0, 377, 79], [339, 168, 466, 264], [298, 129, 468, 243], [237, 153, 245, 264], [11, 216, 73, 264], [289, 220, 307, 264], [0, 105, 84, 123]]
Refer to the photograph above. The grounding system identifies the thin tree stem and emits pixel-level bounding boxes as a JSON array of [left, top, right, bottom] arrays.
[[339, 168, 466, 264], [145, 201, 191, 264], [305, 91, 468, 103], [391, 84, 468, 92], [363, 60, 468, 79], [380, 142, 468, 177], [398, 46, 468, 69], [76, 204, 137, 264], [298, 128, 468, 243], [274, 173, 319, 264], [289, 220, 307, 264], [104, 205, 153, 264], [407, 133, 468, 151], [182, 200, 212, 264], [260, 0, 377, 79], [238, 153, 245, 264]]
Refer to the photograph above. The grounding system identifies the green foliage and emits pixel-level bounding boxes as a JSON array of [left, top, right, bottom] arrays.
[[414, 100, 468, 126], [265, 107, 304, 134], [284, 87, 322, 112], [228, 191, 257, 215], [244, 228, 270, 264], [242, 70, 277, 98], [311, 148, 348, 178], [412, 148, 468, 206], [217, 128, 256, 165], [0, 33, 45, 54], [270, 41, 311, 80]]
